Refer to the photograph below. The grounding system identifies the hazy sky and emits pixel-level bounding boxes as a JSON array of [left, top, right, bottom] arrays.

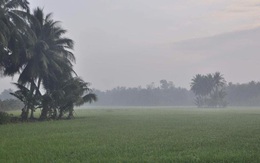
[[1, 0, 260, 92]]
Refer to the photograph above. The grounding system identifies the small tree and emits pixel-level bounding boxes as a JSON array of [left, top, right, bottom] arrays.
[[39, 77, 97, 120], [10, 83, 40, 120]]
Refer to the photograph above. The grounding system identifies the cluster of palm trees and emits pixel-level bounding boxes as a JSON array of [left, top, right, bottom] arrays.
[[0, 0, 96, 120], [190, 72, 227, 108]]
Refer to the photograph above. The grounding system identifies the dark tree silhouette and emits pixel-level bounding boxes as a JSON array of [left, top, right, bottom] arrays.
[[190, 72, 227, 108]]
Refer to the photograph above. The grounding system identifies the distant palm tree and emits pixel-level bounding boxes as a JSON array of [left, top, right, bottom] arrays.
[[212, 72, 226, 107], [191, 74, 213, 97], [191, 72, 226, 107], [213, 72, 226, 91], [191, 74, 204, 96]]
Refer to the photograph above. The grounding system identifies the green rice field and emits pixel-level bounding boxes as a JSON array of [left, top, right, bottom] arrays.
[[1, 107, 260, 162]]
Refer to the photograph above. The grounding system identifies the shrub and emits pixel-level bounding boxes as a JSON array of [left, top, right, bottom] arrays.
[[0, 112, 11, 124]]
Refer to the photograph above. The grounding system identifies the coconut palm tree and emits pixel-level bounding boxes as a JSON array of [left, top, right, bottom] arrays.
[[18, 8, 75, 86], [211, 72, 226, 107], [191, 74, 214, 107], [10, 8, 77, 120], [0, 0, 29, 47], [191, 72, 227, 107], [0, 0, 30, 76], [212, 72, 226, 91], [1, 7, 78, 120]]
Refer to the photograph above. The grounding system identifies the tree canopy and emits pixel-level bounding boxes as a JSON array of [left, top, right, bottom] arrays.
[[190, 72, 227, 108], [0, 0, 96, 121]]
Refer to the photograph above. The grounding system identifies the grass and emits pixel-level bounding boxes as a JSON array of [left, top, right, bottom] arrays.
[[1, 107, 260, 162]]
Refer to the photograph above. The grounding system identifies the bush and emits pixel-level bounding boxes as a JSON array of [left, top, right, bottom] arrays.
[[0, 112, 11, 124]]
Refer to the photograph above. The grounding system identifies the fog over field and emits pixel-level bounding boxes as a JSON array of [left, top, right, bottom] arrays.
[[2, 1, 260, 161], [1, 0, 260, 92]]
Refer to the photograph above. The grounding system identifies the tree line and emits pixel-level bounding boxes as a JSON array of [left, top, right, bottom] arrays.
[[91, 76, 260, 107], [0, 0, 96, 121], [226, 81, 260, 106], [92, 80, 194, 106]]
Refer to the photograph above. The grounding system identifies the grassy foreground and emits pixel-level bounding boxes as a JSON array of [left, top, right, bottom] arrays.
[[1, 107, 260, 162]]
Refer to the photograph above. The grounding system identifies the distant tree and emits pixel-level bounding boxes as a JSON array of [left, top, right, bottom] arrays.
[[160, 80, 174, 89], [0, 99, 23, 111], [190, 74, 213, 107], [211, 72, 227, 107], [190, 72, 227, 108], [0, 89, 15, 100], [226, 81, 260, 106], [92, 80, 193, 106]]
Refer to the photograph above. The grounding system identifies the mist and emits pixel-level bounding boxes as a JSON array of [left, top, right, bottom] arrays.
[[1, 0, 260, 92]]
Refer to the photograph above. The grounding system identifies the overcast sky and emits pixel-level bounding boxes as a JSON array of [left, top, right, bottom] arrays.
[[1, 0, 260, 92]]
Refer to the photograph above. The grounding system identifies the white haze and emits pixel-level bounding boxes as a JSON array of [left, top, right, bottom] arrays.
[[1, 0, 260, 92]]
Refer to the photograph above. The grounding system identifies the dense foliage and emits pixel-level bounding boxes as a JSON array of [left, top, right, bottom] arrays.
[[191, 72, 227, 108], [93, 80, 193, 106], [0, 0, 96, 121], [92, 79, 260, 107], [0, 99, 23, 111], [226, 81, 260, 106], [0, 111, 11, 124]]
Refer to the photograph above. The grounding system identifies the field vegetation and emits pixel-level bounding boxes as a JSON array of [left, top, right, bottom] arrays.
[[1, 107, 260, 162]]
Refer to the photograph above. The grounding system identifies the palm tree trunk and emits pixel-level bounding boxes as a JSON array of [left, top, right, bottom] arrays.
[[40, 103, 48, 120], [58, 108, 63, 119], [21, 106, 29, 120], [67, 103, 74, 119], [30, 108, 34, 119], [51, 108, 57, 119]]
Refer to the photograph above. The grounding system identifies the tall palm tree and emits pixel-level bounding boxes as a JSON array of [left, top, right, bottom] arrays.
[[18, 8, 76, 120], [0, 0, 30, 76], [18, 8, 75, 87], [4, 8, 77, 120]]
